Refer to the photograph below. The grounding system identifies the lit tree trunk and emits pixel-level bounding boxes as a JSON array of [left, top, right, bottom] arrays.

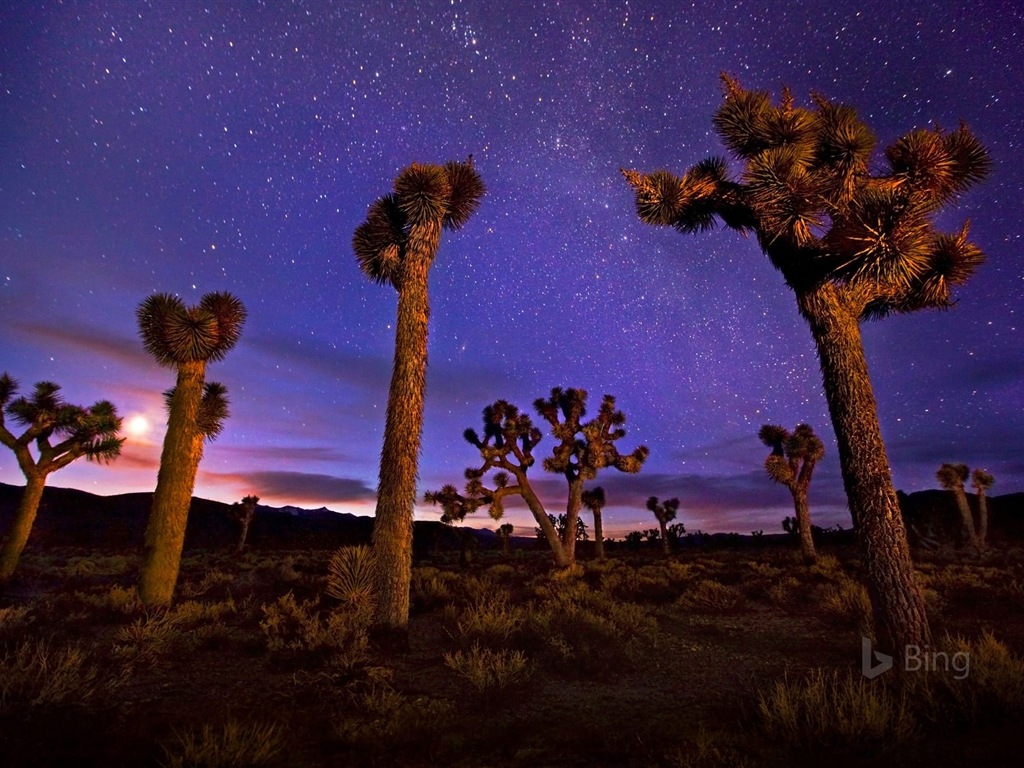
[[372, 237, 435, 631], [791, 487, 818, 564], [237, 514, 252, 554], [561, 478, 583, 565], [976, 490, 988, 548], [0, 471, 47, 583], [139, 359, 205, 607], [659, 519, 670, 556], [593, 510, 605, 560], [522, 482, 568, 567], [951, 487, 979, 550], [800, 285, 931, 652]]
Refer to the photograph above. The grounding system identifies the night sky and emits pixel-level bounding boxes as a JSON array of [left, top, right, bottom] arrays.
[[1, 1, 1021, 537]]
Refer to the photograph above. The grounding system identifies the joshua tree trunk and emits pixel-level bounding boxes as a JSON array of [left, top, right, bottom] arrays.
[[791, 488, 818, 564], [139, 359, 205, 607], [522, 482, 568, 567], [237, 516, 252, 554], [659, 520, 670, 556], [372, 240, 435, 632], [951, 487, 980, 550], [561, 479, 584, 565], [800, 285, 931, 652], [0, 471, 46, 583], [593, 510, 605, 560], [977, 490, 989, 548]]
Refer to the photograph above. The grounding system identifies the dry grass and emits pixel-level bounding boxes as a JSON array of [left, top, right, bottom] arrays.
[[161, 718, 285, 768]]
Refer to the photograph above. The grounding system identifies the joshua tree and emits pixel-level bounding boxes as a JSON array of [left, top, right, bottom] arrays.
[[0, 375, 123, 583], [230, 493, 260, 554], [971, 468, 994, 548], [622, 75, 990, 650], [534, 388, 648, 565], [423, 484, 478, 568], [645, 496, 679, 557], [758, 423, 825, 563], [936, 462, 981, 550], [581, 486, 607, 559], [496, 522, 515, 555], [458, 400, 567, 566], [353, 158, 485, 633], [136, 292, 245, 607]]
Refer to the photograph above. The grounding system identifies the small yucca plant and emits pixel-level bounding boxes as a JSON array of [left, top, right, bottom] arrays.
[[326, 545, 376, 610]]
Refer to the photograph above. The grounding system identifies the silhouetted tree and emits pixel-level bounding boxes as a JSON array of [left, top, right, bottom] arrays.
[[971, 468, 994, 548], [535, 388, 648, 565], [353, 159, 485, 633], [496, 522, 515, 555], [646, 496, 679, 556], [622, 75, 989, 650], [936, 462, 987, 551], [581, 486, 607, 559], [136, 292, 245, 607], [230, 493, 260, 554], [0, 375, 123, 582], [423, 484, 478, 568], [759, 423, 824, 563]]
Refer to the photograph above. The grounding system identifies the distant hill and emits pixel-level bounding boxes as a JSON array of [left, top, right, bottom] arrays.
[[0, 482, 469, 555], [1, 482, 1021, 555]]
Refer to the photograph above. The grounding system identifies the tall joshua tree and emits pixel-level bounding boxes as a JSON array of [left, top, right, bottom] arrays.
[[581, 486, 607, 560], [759, 423, 824, 563], [454, 399, 568, 567], [534, 388, 649, 565], [231, 493, 260, 554], [136, 292, 245, 607], [0, 375, 123, 582], [936, 462, 979, 550], [971, 468, 994, 548], [645, 496, 679, 557], [353, 159, 485, 632], [623, 75, 990, 651]]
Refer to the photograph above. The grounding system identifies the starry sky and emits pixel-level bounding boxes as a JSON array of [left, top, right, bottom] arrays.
[[1, 1, 1021, 537]]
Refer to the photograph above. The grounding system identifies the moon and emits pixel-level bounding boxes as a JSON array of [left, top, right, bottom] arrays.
[[126, 414, 151, 437]]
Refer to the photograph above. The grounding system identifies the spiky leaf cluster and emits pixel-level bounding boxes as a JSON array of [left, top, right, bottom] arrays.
[[423, 483, 481, 524], [622, 74, 991, 318], [581, 486, 606, 512], [534, 388, 649, 482], [163, 382, 230, 441], [758, 423, 824, 490], [0, 374, 124, 467], [971, 468, 994, 493], [936, 462, 969, 491], [646, 496, 680, 525], [137, 292, 246, 367], [352, 158, 485, 289]]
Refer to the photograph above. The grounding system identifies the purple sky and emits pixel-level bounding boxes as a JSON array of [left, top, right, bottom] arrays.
[[1, 1, 1021, 537]]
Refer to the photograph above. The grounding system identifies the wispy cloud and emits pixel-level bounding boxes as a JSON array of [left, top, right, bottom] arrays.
[[200, 468, 377, 505]]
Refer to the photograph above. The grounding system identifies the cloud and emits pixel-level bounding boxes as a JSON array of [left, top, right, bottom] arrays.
[[201, 469, 376, 504], [13, 320, 150, 369]]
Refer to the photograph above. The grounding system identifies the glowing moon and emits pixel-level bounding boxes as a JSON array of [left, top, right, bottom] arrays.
[[126, 415, 151, 437]]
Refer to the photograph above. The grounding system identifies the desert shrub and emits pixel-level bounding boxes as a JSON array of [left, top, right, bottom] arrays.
[[757, 669, 917, 748], [0, 640, 100, 712], [485, 563, 517, 581], [666, 725, 753, 768], [179, 569, 237, 599], [113, 611, 188, 664], [161, 718, 285, 768], [59, 584, 141, 620], [818, 578, 873, 634], [410, 566, 456, 611], [258, 592, 370, 672], [443, 644, 533, 695], [335, 683, 456, 750], [326, 545, 375, 610], [0, 605, 34, 639], [908, 631, 1024, 725], [808, 554, 844, 581], [675, 579, 744, 612], [446, 597, 526, 649], [765, 576, 802, 607], [62, 554, 133, 578]]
